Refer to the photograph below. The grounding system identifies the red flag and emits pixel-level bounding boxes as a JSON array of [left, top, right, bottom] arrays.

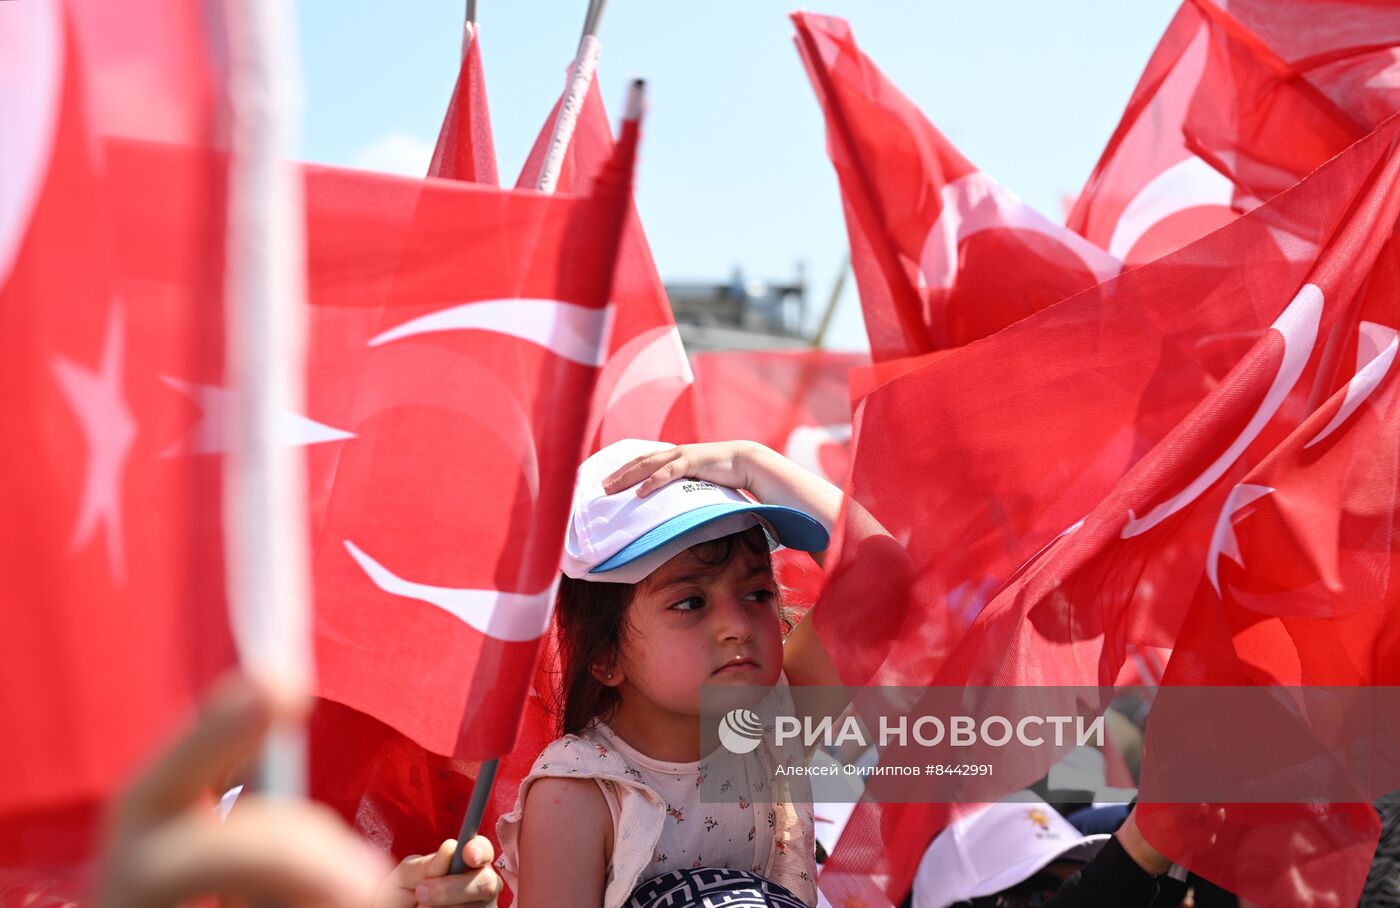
[[303, 13, 501, 853], [517, 75, 700, 447], [691, 348, 865, 488], [1221, 0, 1400, 128], [816, 110, 1400, 908], [307, 111, 643, 761], [426, 21, 498, 185], [691, 348, 867, 606], [1066, 0, 1375, 267], [791, 13, 1121, 360], [0, 0, 235, 827]]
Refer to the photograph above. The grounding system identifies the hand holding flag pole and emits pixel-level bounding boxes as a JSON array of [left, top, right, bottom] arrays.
[[445, 77, 647, 877]]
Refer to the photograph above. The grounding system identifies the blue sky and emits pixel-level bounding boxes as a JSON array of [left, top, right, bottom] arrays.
[[296, 2, 1180, 351]]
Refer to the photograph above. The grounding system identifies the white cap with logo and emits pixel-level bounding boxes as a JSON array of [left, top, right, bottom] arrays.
[[561, 439, 830, 584], [911, 792, 1109, 908]]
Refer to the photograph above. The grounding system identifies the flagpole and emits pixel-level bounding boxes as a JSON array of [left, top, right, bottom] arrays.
[[809, 254, 849, 350], [465, 0, 477, 26], [534, 0, 609, 192], [221, 0, 312, 797]]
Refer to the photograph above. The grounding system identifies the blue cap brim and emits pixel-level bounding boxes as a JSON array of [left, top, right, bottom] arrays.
[[589, 502, 829, 576]]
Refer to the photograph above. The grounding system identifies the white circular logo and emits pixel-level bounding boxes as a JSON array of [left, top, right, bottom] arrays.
[[717, 708, 765, 755]]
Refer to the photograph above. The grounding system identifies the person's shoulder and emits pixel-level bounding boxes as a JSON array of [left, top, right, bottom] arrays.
[[517, 776, 613, 903], [523, 775, 610, 819], [519, 776, 613, 866]]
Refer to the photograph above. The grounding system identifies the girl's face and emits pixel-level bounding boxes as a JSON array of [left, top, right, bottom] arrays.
[[611, 538, 784, 719]]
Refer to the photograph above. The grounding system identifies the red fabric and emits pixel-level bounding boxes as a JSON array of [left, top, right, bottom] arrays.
[[690, 349, 867, 488], [315, 74, 696, 896], [306, 115, 642, 762], [426, 23, 498, 186], [691, 348, 867, 607], [791, 13, 1122, 360], [1066, 0, 1386, 267], [816, 109, 1400, 908], [516, 76, 700, 448], [3, 22, 640, 892], [0, 0, 234, 822]]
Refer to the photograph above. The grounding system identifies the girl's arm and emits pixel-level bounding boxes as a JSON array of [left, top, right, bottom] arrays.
[[515, 777, 613, 908], [603, 441, 845, 687]]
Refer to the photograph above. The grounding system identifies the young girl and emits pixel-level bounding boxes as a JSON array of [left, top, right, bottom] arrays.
[[494, 439, 845, 908]]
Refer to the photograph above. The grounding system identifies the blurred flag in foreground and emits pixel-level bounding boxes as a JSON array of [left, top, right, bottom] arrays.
[[817, 108, 1400, 908], [792, 12, 1120, 361], [0, 4, 236, 889]]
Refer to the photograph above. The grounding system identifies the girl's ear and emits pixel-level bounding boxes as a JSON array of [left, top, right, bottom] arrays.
[[591, 659, 623, 687]]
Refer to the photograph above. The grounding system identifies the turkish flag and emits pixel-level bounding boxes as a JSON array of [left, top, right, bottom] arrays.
[[1221, 0, 1400, 129], [0, 0, 235, 826], [516, 73, 699, 448], [691, 348, 867, 607], [302, 11, 505, 866], [791, 13, 1121, 360], [816, 109, 1400, 908], [427, 21, 498, 185], [1066, 0, 1379, 267], [305, 112, 642, 762], [691, 349, 866, 488], [316, 66, 692, 882]]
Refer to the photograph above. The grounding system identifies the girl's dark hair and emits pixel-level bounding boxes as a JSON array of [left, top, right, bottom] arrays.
[[550, 524, 794, 736]]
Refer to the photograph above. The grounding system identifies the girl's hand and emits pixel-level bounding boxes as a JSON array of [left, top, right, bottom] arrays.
[[375, 837, 502, 908], [602, 441, 765, 498], [601, 440, 843, 564]]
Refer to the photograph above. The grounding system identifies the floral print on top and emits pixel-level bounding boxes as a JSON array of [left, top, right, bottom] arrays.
[[495, 679, 817, 908]]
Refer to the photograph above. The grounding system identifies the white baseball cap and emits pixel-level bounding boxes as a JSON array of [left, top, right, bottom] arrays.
[[562, 439, 830, 584], [911, 792, 1109, 908]]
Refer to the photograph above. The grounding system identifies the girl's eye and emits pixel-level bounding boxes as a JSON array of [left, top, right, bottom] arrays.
[[745, 588, 777, 605], [669, 596, 705, 612]]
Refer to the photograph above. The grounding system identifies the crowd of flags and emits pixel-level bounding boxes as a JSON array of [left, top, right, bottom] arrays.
[[2, 2, 1398, 908]]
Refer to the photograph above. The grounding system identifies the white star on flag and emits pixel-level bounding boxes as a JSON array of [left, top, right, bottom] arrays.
[[51, 301, 136, 585], [160, 377, 355, 455], [1207, 483, 1275, 595]]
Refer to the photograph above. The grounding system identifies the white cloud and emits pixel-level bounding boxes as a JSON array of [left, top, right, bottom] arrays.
[[350, 131, 435, 177]]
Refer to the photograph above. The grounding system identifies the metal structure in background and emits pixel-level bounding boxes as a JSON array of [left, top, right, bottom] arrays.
[[665, 264, 810, 352]]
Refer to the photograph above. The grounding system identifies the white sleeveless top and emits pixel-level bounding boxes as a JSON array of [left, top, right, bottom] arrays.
[[496, 686, 817, 908]]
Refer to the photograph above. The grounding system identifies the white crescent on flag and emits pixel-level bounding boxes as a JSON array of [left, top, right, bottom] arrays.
[[592, 326, 693, 444], [1304, 321, 1399, 448], [783, 423, 852, 484], [343, 540, 556, 642], [0, 0, 63, 288], [369, 298, 614, 367], [1122, 283, 1324, 538], [919, 171, 1122, 292], [1107, 156, 1241, 263]]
